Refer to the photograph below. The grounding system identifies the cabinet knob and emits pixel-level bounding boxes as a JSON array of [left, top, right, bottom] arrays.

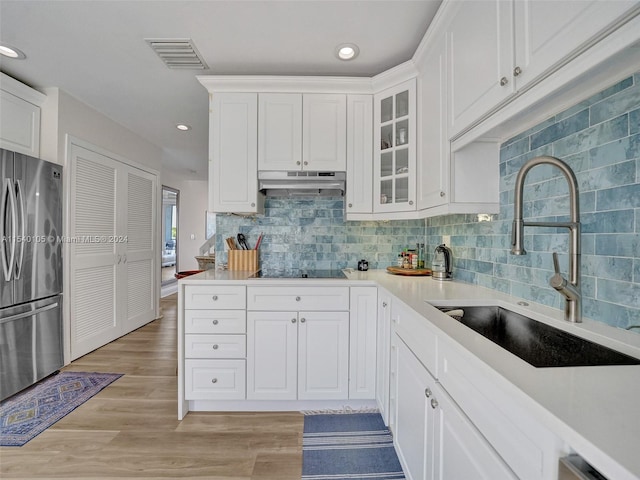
[[211, 378, 218, 384], [300, 317, 306, 323], [291, 318, 297, 323], [212, 319, 219, 325], [500, 76, 508, 86], [409, 200, 414, 206], [251, 202, 255, 207], [424, 388, 432, 398], [348, 203, 353, 208], [440, 191, 445, 197], [296, 161, 301, 166], [430, 398, 439, 409], [212, 344, 219, 350], [212, 295, 218, 301], [295, 296, 301, 301], [382, 302, 387, 308], [513, 66, 522, 77], [303, 161, 308, 166]]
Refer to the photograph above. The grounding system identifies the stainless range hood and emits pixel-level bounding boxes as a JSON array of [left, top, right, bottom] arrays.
[[258, 171, 345, 196]]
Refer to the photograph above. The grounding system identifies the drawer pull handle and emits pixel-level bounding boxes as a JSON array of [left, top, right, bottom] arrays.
[[430, 398, 439, 409], [424, 388, 432, 398], [212, 320, 219, 325], [291, 318, 297, 323], [300, 318, 306, 323], [211, 378, 218, 384], [212, 295, 218, 301], [295, 296, 301, 301], [212, 344, 219, 350]]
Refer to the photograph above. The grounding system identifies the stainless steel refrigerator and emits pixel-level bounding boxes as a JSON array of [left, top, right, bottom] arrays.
[[0, 148, 63, 401]]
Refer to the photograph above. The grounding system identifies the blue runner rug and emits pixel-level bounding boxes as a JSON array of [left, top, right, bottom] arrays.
[[302, 412, 405, 480], [1, 371, 122, 446]]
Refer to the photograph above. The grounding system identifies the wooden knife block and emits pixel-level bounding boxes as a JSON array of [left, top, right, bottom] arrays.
[[228, 249, 258, 271]]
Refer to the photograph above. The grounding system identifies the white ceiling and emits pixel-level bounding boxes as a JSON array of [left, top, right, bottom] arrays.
[[0, 0, 442, 178]]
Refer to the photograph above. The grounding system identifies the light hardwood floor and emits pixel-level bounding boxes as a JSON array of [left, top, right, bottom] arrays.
[[0, 294, 304, 479]]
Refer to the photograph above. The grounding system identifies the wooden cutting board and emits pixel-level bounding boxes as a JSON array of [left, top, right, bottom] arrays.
[[386, 266, 432, 276]]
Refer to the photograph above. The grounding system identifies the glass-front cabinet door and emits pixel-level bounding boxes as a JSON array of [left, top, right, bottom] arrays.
[[373, 78, 416, 213]]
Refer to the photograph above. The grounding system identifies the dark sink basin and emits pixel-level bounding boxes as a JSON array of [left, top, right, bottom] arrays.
[[436, 305, 640, 368]]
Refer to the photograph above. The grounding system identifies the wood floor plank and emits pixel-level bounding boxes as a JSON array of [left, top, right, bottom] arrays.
[[0, 293, 303, 478]]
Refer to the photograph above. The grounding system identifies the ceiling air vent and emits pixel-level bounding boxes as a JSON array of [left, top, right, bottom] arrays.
[[145, 38, 208, 70]]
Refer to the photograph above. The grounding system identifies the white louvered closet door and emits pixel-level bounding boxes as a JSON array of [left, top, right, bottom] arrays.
[[69, 143, 120, 359], [122, 166, 156, 332], [69, 142, 158, 360]]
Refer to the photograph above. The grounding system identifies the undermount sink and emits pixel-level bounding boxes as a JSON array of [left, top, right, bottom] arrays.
[[436, 305, 640, 368]]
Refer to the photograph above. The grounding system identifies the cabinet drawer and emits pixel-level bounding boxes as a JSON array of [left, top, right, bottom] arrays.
[[185, 334, 246, 359], [185, 285, 246, 309], [247, 286, 349, 311], [185, 310, 246, 334], [184, 359, 246, 400]]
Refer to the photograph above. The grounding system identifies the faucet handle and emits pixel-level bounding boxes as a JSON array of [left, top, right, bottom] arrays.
[[552, 252, 561, 275]]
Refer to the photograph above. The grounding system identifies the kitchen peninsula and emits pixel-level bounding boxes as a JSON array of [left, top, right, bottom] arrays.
[[177, 269, 640, 480]]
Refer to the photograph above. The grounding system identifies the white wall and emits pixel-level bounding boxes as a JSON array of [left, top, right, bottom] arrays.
[[161, 169, 209, 271]]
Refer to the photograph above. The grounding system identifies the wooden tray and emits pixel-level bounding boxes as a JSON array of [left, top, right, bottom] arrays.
[[387, 266, 432, 276]]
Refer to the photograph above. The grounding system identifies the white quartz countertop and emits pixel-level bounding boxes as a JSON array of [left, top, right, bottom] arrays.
[[180, 268, 640, 480]]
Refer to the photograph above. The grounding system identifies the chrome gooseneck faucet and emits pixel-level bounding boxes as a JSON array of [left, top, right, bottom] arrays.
[[511, 155, 582, 323]]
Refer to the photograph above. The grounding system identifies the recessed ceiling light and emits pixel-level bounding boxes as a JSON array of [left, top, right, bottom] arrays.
[[176, 124, 191, 131], [336, 43, 359, 61], [0, 44, 26, 60]]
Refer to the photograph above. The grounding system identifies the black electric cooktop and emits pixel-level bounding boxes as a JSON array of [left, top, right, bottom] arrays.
[[251, 269, 347, 279]]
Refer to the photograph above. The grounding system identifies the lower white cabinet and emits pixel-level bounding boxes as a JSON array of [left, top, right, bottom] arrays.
[[247, 310, 349, 400], [376, 289, 392, 424], [391, 332, 516, 480], [185, 359, 246, 400]]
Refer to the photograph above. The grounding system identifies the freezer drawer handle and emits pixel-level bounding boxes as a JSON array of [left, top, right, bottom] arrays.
[[0, 302, 60, 325]]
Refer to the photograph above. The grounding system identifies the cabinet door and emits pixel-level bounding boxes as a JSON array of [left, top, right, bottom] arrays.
[[349, 286, 377, 400], [247, 311, 297, 400], [513, 0, 639, 90], [210, 93, 263, 214], [298, 311, 349, 400], [258, 93, 303, 171], [302, 94, 346, 171], [373, 79, 417, 213], [448, 0, 513, 137], [391, 333, 435, 480], [0, 90, 41, 157], [345, 95, 373, 215], [433, 383, 517, 480], [376, 291, 392, 424], [417, 32, 449, 211]]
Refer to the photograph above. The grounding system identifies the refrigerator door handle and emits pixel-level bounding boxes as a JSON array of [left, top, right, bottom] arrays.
[[13, 180, 25, 280], [0, 301, 59, 325], [1, 178, 17, 282]]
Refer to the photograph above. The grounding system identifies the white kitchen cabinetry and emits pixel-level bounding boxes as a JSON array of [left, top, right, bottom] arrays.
[[246, 286, 350, 400], [247, 310, 349, 400], [69, 140, 157, 360], [0, 73, 45, 157], [183, 285, 247, 400], [376, 290, 392, 424], [349, 287, 377, 399], [447, 0, 640, 137], [258, 93, 346, 172], [345, 95, 373, 216], [391, 333, 517, 480], [373, 79, 416, 213], [209, 92, 264, 214]]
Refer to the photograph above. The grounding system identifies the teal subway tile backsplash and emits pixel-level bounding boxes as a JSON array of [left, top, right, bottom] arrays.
[[216, 196, 424, 272], [427, 72, 640, 330]]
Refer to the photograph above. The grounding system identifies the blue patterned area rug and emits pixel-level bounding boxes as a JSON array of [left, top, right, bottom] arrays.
[[0, 371, 122, 446], [302, 412, 405, 479]]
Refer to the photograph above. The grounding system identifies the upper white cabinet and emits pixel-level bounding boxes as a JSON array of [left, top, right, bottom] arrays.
[[345, 95, 373, 215], [258, 93, 346, 172], [0, 73, 46, 157], [258, 93, 302, 171], [447, 0, 640, 137], [209, 92, 264, 214], [373, 78, 416, 213]]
